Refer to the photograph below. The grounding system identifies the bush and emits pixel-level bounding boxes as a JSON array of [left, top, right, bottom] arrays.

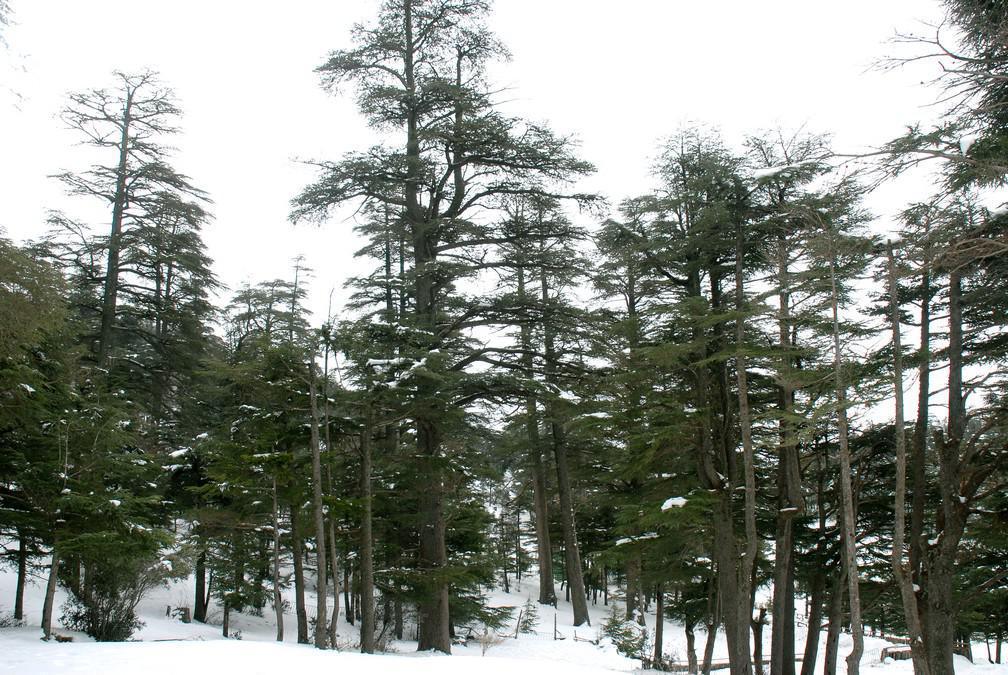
[[58, 531, 180, 641], [0, 610, 25, 628], [60, 592, 145, 642], [601, 605, 648, 661]]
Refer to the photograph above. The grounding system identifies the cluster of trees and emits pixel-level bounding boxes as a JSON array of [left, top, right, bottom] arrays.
[[0, 3, 1005, 675]]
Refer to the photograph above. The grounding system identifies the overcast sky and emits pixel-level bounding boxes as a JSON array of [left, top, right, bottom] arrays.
[[0, 0, 946, 323]]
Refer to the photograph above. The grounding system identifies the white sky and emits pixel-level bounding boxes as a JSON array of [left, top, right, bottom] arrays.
[[0, 0, 947, 324]]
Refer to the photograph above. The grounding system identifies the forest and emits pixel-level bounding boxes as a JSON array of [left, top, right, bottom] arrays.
[[0, 2, 1006, 675]]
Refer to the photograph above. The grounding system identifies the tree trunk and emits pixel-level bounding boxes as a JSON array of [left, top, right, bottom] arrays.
[[14, 532, 27, 621], [359, 401, 376, 653], [829, 252, 863, 675], [910, 262, 930, 578], [771, 237, 801, 675], [415, 416, 451, 652], [626, 554, 644, 625], [917, 267, 968, 675], [194, 548, 207, 623], [801, 442, 830, 675], [703, 619, 719, 675], [541, 269, 589, 627], [734, 225, 758, 675], [323, 305, 340, 649], [344, 567, 353, 626], [399, 0, 451, 654], [654, 584, 665, 668], [41, 547, 60, 640], [96, 92, 135, 367], [824, 570, 846, 675], [395, 595, 403, 640], [701, 575, 720, 675], [687, 618, 700, 674], [291, 509, 309, 644], [308, 370, 328, 649], [519, 264, 555, 607], [886, 243, 930, 675], [551, 412, 589, 626], [272, 477, 284, 642], [222, 601, 230, 638], [752, 606, 767, 675], [799, 568, 825, 675], [328, 516, 339, 648]]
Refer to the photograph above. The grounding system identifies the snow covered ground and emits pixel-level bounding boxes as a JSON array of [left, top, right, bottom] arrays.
[[1, 560, 1005, 675]]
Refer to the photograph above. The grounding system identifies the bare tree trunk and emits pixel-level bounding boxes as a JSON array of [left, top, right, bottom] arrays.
[[886, 243, 930, 675], [14, 532, 27, 621], [542, 270, 589, 627], [772, 238, 802, 675], [328, 519, 340, 648], [824, 570, 846, 675], [921, 269, 967, 675], [344, 567, 353, 626], [415, 418, 451, 652], [687, 618, 700, 674], [752, 606, 767, 675], [702, 577, 720, 675], [735, 227, 758, 675], [626, 554, 644, 624], [828, 253, 863, 675], [654, 584, 665, 668], [910, 227, 931, 588], [519, 264, 555, 606], [291, 509, 309, 644], [799, 564, 826, 675], [551, 419, 589, 626], [97, 94, 133, 367], [194, 547, 207, 623], [272, 477, 284, 642], [703, 619, 719, 675], [322, 302, 340, 649], [308, 370, 329, 649], [801, 442, 829, 675], [359, 401, 376, 653], [41, 547, 60, 640], [394, 595, 403, 640]]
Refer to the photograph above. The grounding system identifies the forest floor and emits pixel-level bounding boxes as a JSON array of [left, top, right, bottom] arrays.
[[1, 562, 1005, 675]]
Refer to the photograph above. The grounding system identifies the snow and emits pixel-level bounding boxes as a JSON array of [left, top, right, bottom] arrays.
[[661, 496, 688, 510], [108, 499, 121, 507], [168, 449, 188, 459], [2, 542, 1006, 675], [960, 134, 978, 155], [614, 532, 659, 546], [752, 160, 817, 180], [18, 383, 35, 394]]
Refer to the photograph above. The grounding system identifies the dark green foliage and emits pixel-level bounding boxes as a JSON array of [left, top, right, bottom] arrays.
[[518, 597, 539, 633], [601, 604, 648, 660]]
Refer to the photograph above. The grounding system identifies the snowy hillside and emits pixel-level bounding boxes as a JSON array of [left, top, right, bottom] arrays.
[[3, 561, 1006, 675]]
